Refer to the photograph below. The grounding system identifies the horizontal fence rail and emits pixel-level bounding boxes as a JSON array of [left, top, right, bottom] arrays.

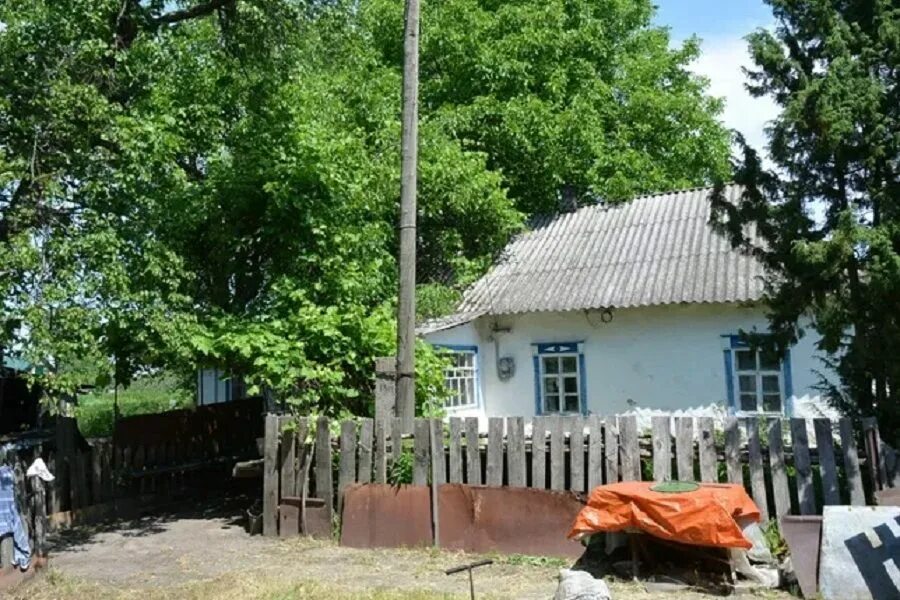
[[263, 414, 894, 537]]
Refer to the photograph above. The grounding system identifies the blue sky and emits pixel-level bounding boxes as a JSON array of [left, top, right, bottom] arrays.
[[653, 0, 778, 155]]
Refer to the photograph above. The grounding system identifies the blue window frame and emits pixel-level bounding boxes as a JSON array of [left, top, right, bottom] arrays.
[[532, 342, 587, 415], [435, 345, 480, 409], [722, 335, 793, 415]]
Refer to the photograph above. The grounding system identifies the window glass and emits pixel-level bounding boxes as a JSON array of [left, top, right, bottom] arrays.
[[540, 352, 582, 414], [442, 349, 477, 408], [731, 342, 786, 414], [736, 350, 756, 371]]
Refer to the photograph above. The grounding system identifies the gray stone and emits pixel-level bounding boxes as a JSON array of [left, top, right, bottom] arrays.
[[554, 569, 612, 600], [820, 505, 900, 600]]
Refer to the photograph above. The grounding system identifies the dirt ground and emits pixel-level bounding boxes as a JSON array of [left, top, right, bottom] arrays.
[[9, 496, 793, 600]]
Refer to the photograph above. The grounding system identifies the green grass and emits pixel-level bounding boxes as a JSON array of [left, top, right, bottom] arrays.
[[75, 375, 193, 438]]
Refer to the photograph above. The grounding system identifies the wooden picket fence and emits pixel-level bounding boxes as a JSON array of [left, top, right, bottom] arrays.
[[262, 413, 896, 537]]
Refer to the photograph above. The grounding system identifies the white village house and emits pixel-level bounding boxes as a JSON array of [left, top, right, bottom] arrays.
[[421, 185, 833, 423]]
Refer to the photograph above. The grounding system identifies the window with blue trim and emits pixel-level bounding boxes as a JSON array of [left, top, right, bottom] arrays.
[[723, 336, 793, 414], [534, 343, 586, 415], [437, 346, 478, 408]]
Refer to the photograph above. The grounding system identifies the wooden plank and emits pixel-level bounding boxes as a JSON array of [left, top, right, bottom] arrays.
[[839, 418, 865, 506], [603, 417, 619, 484], [531, 417, 547, 489], [374, 418, 387, 484], [587, 415, 603, 491], [31, 477, 47, 558], [814, 418, 840, 506], [413, 418, 430, 486], [448, 417, 463, 484], [746, 417, 769, 522], [262, 414, 279, 537], [391, 417, 403, 467], [314, 416, 333, 525], [506, 417, 526, 488], [465, 417, 481, 485], [294, 418, 310, 498], [338, 421, 357, 500], [0, 532, 11, 568], [619, 415, 639, 481], [91, 444, 104, 504], [428, 419, 443, 548], [767, 418, 791, 518], [724, 417, 742, 484], [651, 416, 672, 482], [790, 418, 815, 515], [570, 417, 585, 492], [429, 418, 445, 485], [697, 417, 718, 483], [549, 417, 565, 490], [358, 418, 374, 484], [486, 417, 504, 486], [675, 417, 694, 482], [861, 417, 888, 490], [280, 418, 297, 498]]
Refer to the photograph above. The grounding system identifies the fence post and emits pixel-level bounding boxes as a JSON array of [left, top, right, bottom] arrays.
[[314, 417, 334, 529], [374, 357, 396, 426], [262, 414, 279, 537]]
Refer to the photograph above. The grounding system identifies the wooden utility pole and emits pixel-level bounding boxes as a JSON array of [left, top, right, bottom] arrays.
[[395, 0, 419, 432]]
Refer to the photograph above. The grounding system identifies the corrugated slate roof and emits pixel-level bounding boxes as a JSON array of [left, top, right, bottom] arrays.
[[458, 184, 764, 315]]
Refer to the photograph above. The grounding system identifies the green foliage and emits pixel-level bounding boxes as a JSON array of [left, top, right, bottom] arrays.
[[0, 0, 730, 417], [387, 449, 414, 486], [75, 375, 193, 438], [761, 519, 788, 560], [710, 1, 900, 443]]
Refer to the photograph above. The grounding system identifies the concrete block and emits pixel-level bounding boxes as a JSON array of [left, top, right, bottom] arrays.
[[820, 505, 900, 600]]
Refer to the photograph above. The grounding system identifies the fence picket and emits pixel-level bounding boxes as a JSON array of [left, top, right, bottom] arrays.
[[465, 417, 481, 485], [358, 419, 374, 484], [675, 417, 694, 482], [839, 418, 865, 506], [724, 417, 741, 484], [814, 419, 840, 506], [391, 417, 403, 468], [507, 417, 526, 488], [790, 418, 815, 515], [698, 417, 717, 483], [570, 417, 585, 492], [619, 415, 639, 481], [280, 418, 297, 499], [262, 414, 279, 537], [487, 417, 504, 486], [374, 418, 387, 484], [413, 418, 430, 486], [448, 417, 463, 484], [549, 417, 565, 490], [746, 418, 769, 522], [315, 417, 333, 525], [651, 416, 672, 482], [587, 415, 603, 491], [603, 417, 619, 484], [338, 421, 357, 501], [532, 417, 547, 489], [429, 418, 445, 485], [767, 418, 791, 518]]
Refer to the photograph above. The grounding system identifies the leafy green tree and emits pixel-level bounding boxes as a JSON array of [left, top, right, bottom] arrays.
[[364, 0, 731, 214], [711, 0, 900, 441]]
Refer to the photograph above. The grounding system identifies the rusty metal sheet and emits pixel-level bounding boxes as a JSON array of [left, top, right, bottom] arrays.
[[340, 483, 432, 549], [438, 484, 585, 559], [780, 515, 822, 599]]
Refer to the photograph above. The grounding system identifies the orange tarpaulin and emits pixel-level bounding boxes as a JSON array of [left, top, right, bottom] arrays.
[[568, 481, 761, 549]]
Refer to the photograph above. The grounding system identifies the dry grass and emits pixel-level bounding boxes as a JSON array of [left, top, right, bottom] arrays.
[[11, 570, 471, 600]]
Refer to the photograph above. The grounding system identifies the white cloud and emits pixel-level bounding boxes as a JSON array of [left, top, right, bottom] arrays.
[[691, 34, 780, 158]]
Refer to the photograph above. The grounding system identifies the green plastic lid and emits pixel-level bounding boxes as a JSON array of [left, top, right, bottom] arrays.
[[651, 480, 700, 493]]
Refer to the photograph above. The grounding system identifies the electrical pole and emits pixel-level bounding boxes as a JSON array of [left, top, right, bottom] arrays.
[[396, 0, 419, 432]]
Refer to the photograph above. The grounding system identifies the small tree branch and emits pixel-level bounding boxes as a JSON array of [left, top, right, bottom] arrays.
[[154, 0, 235, 24]]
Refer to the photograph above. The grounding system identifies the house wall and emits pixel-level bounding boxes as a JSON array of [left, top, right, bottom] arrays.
[[424, 303, 830, 421]]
